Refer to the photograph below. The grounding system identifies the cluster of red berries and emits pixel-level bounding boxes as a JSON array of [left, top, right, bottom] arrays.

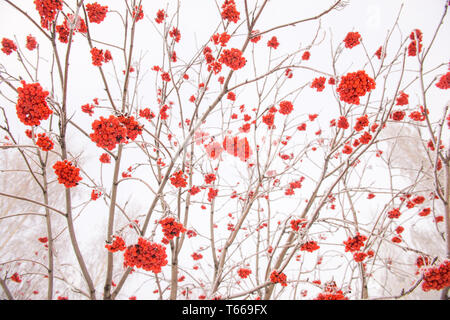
[[90, 115, 142, 150], [36, 133, 54, 151], [343, 31, 361, 49], [343, 233, 367, 253], [375, 46, 384, 59], [169, 27, 181, 43], [170, 170, 188, 188], [396, 91, 409, 105], [90, 47, 112, 67], [237, 268, 252, 279], [222, 135, 252, 161], [26, 35, 38, 51], [155, 9, 166, 24], [219, 48, 246, 71], [262, 111, 275, 128], [1, 38, 17, 55], [285, 177, 305, 196], [16, 81, 52, 126], [192, 252, 203, 260], [300, 240, 320, 253], [212, 32, 231, 47], [204, 173, 217, 184], [270, 270, 287, 286], [34, 0, 63, 29], [86, 2, 108, 24], [99, 153, 111, 164], [91, 189, 101, 200], [337, 70, 376, 105], [436, 72, 450, 90], [391, 110, 406, 121], [221, 0, 240, 23], [354, 114, 369, 132], [408, 29, 423, 57], [105, 236, 126, 253], [278, 100, 294, 115], [11, 272, 22, 283], [123, 238, 168, 273], [132, 5, 144, 22], [159, 217, 186, 241], [81, 103, 95, 116], [314, 282, 348, 300], [311, 77, 326, 92], [421, 260, 449, 292], [290, 219, 307, 231], [53, 160, 82, 188], [387, 208, 401, 219], [207, 188, 219, 202], [139, 108, 156, 121], [267, 36, 279, 49]]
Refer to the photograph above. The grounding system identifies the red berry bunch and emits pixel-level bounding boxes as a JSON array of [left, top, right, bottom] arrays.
[[290, 219, 307, 231], [139, 108, 155, 121], [123, 238, 168, 273], [99, 153, 111, 164], [192, 252, 203, 260], [436, 72, 450, 90], [315, 281, 349, 300], [105, 236, 126, 253], [396, 91, 409, 106], [221, 0, 240, 23], [408, 29, 423, 57], [204, 173, 217, 184], [11, 272, 22, 283], [262, 112, 275, 128], [421, 260, 450, 292], [336, 70, 376, 105], [132, 5, 144, 22], [354, 114, 369, 132], [267, 36, 279, 49], [155, 9, 166, 24], [16, 81, 52, 126], [300, 240, 320, 252], [170, 170, 188, 188], [207, 188, 219, 202], [86, 2, 108, 24], [337, 116, 350, 129], [278, 100, 294, 115], [212, 32, 231, 47], [34, 0, 63, 29], [237, 268, 252, 279], [343, 31, 361, 49], [26, 35, 38, 51], [53, 160, 82, 188], [1, 38, 17, 55], [291, 219, 306, 231], [343, 233, 367, 253], [159, 217, 186, 241], [311, 77, 326, 92], [90, 115, 127, 150], [36, 133, 54, 151], [270, 270, 287, 286], [387, 208, 401, 219], [219, 48, 246, 71], [117, 115, 142, 141], [90, 47, 112, 67], [90, 115, 141, 150]]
